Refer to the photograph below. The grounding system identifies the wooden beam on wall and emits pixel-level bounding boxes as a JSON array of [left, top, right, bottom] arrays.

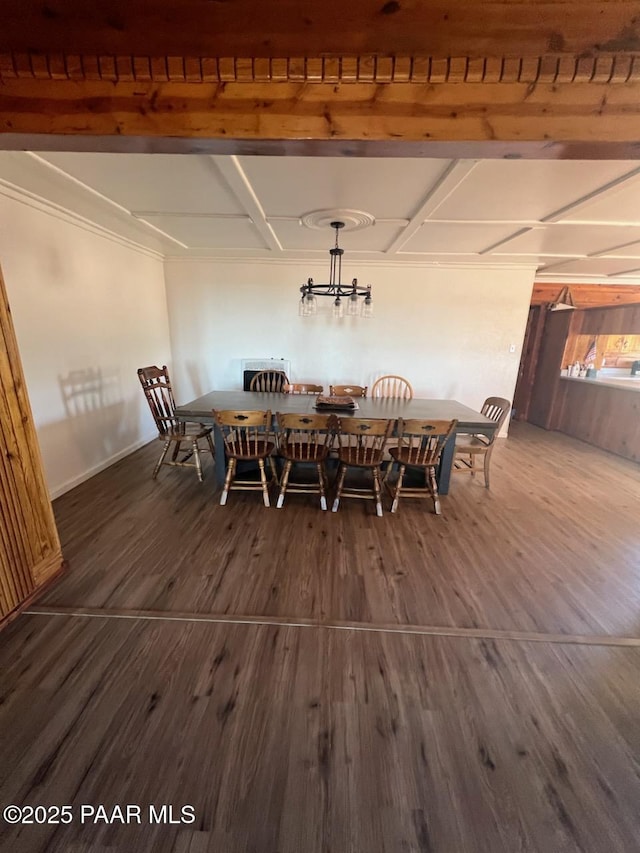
[[1, 0, 639, 59]]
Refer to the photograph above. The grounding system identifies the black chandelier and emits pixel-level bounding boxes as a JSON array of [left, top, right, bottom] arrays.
[[299, 221, 373, 318]]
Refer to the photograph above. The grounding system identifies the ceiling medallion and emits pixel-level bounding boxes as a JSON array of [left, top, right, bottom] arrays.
[[301, 208, 376, 232]]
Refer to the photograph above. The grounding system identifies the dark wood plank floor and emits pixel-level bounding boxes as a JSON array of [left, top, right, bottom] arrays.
[[1, 615, 639, 852], [1, 423, 639, 851], [38, 423, 640, 638]]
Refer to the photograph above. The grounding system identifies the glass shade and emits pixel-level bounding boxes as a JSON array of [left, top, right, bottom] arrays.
[[347, 293, 360, 316], [361, 295, 373, 318], [333, 297, 344, 319]]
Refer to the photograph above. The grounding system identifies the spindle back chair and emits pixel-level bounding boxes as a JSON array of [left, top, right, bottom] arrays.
[[276, 412, 337, 509], [137, 365, 214, 481], [213, 409, 277, 506], [386, 418, 457, 514]]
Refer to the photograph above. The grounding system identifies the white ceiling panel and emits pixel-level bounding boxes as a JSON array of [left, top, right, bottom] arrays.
[[612, 267, 640, 277], [138, 215, 266, 249], [556, 174, 640, 224], [271, 220, 405, 252], [4, 150, 640, 282], [536, 258, 640, 277], [493, 224, 640, 257], [401, 222, 520, 254], [589, 240, 640, 258], [36, 153, 245, 215], [428, 160, 637, 222], [237, 156, 452, 219]]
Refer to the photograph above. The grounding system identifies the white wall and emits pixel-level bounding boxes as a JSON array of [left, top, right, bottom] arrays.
[[164, 259, 535, 431], [0, 190, 172, 498]]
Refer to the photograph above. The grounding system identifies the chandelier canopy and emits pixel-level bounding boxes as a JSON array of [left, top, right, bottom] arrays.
[[299, 221, 373, 318]]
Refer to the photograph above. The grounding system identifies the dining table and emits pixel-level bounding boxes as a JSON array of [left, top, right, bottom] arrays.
[[176, 390, 498, 495]]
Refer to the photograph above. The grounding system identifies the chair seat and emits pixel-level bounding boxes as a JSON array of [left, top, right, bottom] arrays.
[[161, 423, 212, 440], [337, 447, 384, 467], [226, 440, 276, 460], [281, 443, 330, 462], [389, 446, 439, 466], [455, 435, 490, 453]]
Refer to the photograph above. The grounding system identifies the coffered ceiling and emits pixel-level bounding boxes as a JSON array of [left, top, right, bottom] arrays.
[[1, 150, 640, 283]]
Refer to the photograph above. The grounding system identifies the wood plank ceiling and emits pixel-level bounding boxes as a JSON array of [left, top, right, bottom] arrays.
[[0, 0, 640, 155]]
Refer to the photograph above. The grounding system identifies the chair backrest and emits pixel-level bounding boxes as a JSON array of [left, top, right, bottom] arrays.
[[329, 384, 368, 398], [283, 383, 324, 395], [480, 397, 512, 442], [371, 375, 413, 400], [213, 409, 272, 456], [335, 417, 393, 460], [250, 370, 289, 392], [137, 365, 177, 434], [276, 412, 337, 455], [396, 418, 458, 465]]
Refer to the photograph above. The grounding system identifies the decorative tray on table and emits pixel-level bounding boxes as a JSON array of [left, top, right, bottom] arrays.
[[314, 395, 359, 411]]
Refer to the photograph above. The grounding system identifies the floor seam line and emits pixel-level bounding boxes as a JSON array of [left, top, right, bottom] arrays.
[[22, 608, 640, 647]]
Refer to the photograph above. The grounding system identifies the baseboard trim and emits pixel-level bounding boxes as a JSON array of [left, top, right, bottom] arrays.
[[49, 434, 157, 500]]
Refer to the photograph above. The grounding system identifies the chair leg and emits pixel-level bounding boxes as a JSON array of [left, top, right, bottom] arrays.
[[372, 465, 383, 517], [171, 440, 182, 461], [469, 453, 475, 476], [317, 463, 327, 511], [332, 464, 348, 512], [268, 455, 279, 486], [258, 458, 270, 507], [428, 466, 441, 515], [153, 440, 171, 479], [382, 459, 394, 484], [220, 457, 236, 506], [391, 464, 406, 513], [277, 460, 293, 509], [483, 450, 491, 488], [192, 440, 203, 482]]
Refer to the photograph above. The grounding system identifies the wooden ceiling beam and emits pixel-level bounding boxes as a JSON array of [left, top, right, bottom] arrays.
[[1, 1, 639, 59], [1, 77, 640, 152], [532, 283, 640, 307]]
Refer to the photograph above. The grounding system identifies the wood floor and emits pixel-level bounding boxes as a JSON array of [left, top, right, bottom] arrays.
[[1, 423, 639, 852]]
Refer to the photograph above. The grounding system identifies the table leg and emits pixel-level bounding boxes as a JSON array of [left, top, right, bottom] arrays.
[[437, 434, 455, 495], [213, 424, 226, 488]]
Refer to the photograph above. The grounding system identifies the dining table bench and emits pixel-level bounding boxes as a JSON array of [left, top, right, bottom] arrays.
[[176, 390, 498, 495]]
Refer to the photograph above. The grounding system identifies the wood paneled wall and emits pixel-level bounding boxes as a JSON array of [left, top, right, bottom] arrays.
[[0, 264, 63, 623], [526, 310, 573, 430], [554, 380, 640, 462]]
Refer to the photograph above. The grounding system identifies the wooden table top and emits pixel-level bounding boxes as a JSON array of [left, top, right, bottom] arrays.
[[177, 390, 497, 431]]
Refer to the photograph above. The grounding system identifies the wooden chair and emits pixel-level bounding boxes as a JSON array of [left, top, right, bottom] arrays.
[[213, 409, 277, 506], [453, 397, 511, 488], [276, 413, 337, 509], [137, 365, 214, 482], [249, 370, 289, 392], [283, 383, 324, 395], [385, 419, 457, 515], [332, 418, 393, 517], [329, 384, 368, 398], [371, 375, 413, 400]]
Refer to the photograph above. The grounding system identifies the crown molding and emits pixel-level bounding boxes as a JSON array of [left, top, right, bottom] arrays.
[[163, 254, 537, 272], [536, 272, 640, 286], [0, 180, 164, 260]]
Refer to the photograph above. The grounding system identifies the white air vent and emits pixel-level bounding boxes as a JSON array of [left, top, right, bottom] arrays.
[[242, 358, 291, 374]]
